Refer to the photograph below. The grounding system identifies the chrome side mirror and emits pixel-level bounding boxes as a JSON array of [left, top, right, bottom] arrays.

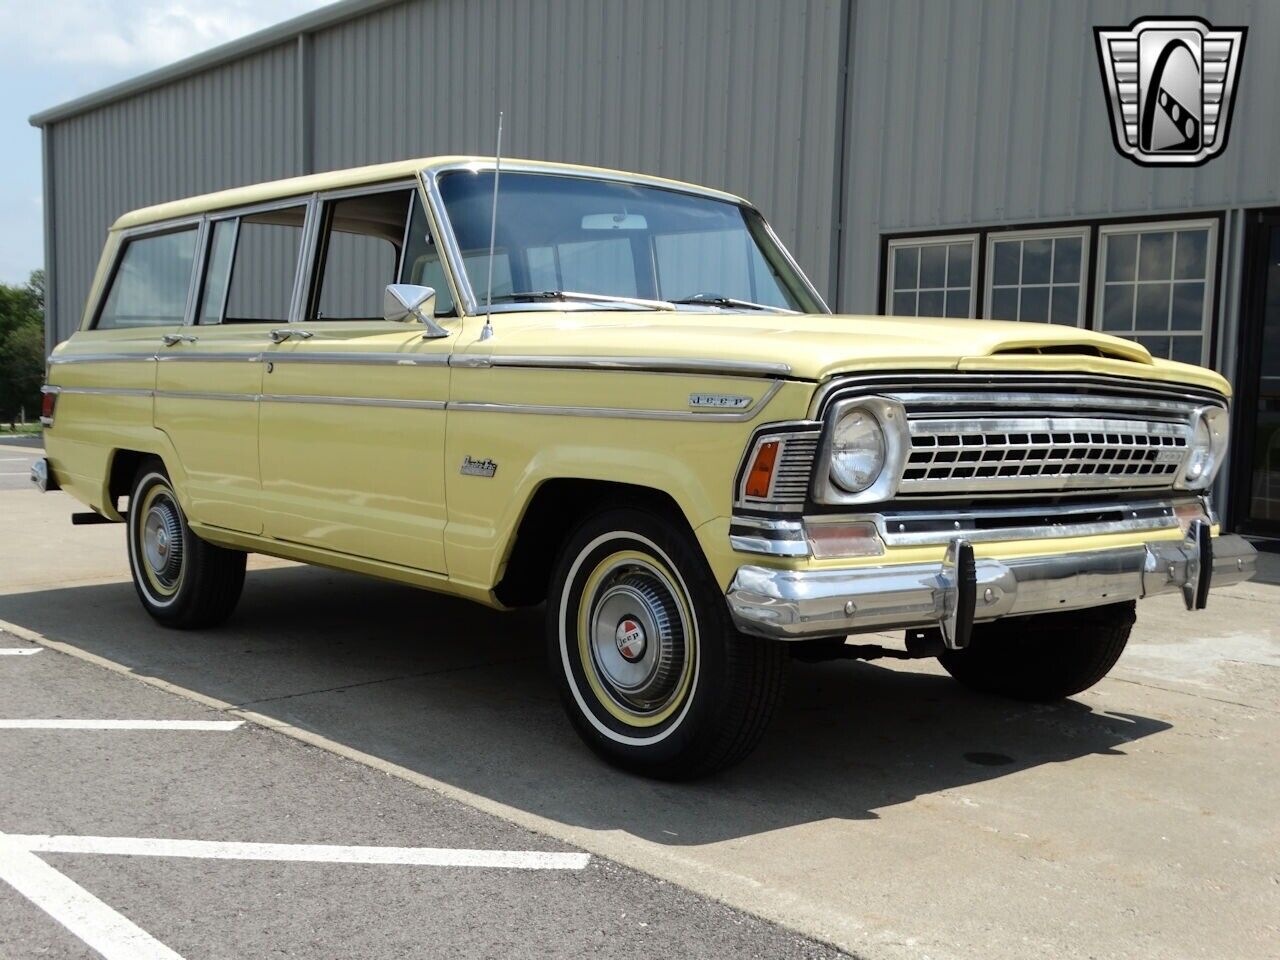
[[384, 284, 450, 339]]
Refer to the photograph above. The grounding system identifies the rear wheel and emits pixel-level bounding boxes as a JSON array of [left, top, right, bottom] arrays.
[[547, 506, 785, 779], [938, 601, 1135, 701], [126, 462, 246, 628]]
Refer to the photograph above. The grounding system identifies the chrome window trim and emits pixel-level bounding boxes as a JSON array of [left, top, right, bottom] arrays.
[[422, 160, 828, 317]]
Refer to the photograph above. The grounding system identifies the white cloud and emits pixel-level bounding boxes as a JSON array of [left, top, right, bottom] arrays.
[[0, 0, 329, 70]]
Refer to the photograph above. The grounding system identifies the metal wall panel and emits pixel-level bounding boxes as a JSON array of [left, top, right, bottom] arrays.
[[306, 0, 845, 300], [839, 0, 1280, 313], [41, 0, 845, 347], [45, 42, 301, 344]]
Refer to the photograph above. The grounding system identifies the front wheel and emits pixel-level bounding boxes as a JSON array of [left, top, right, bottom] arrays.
[[547, 506, 785, 779], [126, 462, 246, 629], [938, 601, 1136, 701]]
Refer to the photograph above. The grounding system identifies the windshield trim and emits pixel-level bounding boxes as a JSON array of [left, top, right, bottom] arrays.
[[421, 161, 831, 317]]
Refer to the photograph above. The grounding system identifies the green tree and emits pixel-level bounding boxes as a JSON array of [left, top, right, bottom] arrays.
[[0, 270, 45, 424]]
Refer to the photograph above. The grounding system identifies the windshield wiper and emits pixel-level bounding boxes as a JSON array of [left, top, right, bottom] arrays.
[[670, 294, 793, 314], [488, 290, 675, 311]]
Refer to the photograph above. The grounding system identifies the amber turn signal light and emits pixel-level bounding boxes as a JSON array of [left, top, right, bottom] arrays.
[[745, 440, 780, 498]]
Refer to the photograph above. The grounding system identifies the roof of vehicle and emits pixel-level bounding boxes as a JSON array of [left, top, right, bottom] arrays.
[[110, 156, 749, 231]]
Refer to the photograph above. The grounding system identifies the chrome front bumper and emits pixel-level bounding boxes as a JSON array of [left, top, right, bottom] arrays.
[[726, 526, 1258, 642]]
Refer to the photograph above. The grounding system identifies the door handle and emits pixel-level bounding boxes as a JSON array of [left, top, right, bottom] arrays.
[[161, 334, 198, 346], [268, 329, 315, 343]]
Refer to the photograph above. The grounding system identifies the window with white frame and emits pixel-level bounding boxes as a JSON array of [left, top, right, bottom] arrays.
[[985, 229, 1088, 326], [1096, 222, 1216, 365], [886, 236, 977, 318]]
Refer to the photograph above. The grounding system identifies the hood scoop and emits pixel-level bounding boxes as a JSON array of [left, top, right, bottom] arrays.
[[990, 341, 1152, 364]]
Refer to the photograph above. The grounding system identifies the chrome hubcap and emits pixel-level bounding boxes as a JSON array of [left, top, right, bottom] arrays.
[[589, 568, 685, 712], [142, 496, 184, 587]]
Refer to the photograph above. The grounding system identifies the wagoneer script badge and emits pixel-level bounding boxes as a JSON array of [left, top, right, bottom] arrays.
[[689, 393, 752, 410], [460, 456, 498, 478]]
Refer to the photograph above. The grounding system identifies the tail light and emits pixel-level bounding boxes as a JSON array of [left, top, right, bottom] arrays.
[[40, 388, 57, 428]]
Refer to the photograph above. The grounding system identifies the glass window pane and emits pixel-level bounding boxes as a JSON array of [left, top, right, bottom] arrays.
[[945, 288, 970, 318], [917, 289, 945, 317], [1019, 286, 1050, 322], [527, 246, 558, 291], [1174, 229, 1208, 280], [401, 195, 454, 316], [919, 244, 947, 288], [1137, 335, 1172, 359], [1135, 283, 1172, 330], [654, 229, 750, 301], [947, 243, 972, 288], [892, 290, 916, 315], [98, 229, 196, 329], [1138, 231, 1173, 281], [893, 246, 919, 291], [1102, 284, 1135, 330], [198, 221, 235, 325], [224, 206, 306, 324], [1051, 285, 1079, 325], [560, 238, 637, 296], [992, 240, 1020, 286], [1106, 233, 1138, 282], [1053, 237, 1082, 283], [314, 190, 409, 321], [1021, 239, 1052, 285], [989, 287, 1018, 321], [1170, 281, 1205, 330], [1170, 335, 1203, 365]]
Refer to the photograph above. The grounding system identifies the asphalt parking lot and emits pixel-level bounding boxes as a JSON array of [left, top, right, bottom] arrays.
[[2, 436, 1278, 960]]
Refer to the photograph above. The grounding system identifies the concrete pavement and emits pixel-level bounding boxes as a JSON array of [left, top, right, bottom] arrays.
[[1, 445, 1277, 960]]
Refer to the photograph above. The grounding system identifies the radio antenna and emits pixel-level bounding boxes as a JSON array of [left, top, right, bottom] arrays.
[[480, 111, 503, 342]]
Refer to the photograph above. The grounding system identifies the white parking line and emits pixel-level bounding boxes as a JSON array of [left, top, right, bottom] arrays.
[[0, 719, 243, 730], [0, 833, 184, 960], [12, 834, 592, 870], [0, 648, 41, 655]]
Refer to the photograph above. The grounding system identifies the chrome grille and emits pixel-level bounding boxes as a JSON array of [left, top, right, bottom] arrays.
[[902, 416, 1190, 492]]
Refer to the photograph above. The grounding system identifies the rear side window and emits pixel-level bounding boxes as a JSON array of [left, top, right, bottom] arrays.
[[198, 205, 307, 324], [96, 228, 197, 329]]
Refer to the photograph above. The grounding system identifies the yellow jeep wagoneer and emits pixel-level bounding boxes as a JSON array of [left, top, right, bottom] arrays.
[[35, 157, 1257, 777]]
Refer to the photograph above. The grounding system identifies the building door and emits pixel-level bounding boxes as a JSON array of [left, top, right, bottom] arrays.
[[1233, 211, 1280, 540]]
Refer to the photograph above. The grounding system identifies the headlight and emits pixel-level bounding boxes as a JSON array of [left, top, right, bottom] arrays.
[[1178, 406, 1229, 490], [830, 407, 886, 492]]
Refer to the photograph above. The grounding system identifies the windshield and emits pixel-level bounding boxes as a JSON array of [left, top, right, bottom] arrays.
[[436, 170, 821, 312]]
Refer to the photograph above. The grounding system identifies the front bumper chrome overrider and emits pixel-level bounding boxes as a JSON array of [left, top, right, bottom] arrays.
[[726, 522, 1257, 643]]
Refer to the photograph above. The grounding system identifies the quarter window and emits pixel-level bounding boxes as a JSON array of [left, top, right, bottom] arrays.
[[886, 236, 976, 318], [985, 230, 1088, 326], [1097, 223, 1215, 365], [96, 228, 197, 329]]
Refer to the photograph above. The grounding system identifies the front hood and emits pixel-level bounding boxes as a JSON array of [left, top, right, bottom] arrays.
[[475, 311, 1231, 395]]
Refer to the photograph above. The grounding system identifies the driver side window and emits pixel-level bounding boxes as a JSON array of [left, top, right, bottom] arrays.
[[309, 188, 454, 320]]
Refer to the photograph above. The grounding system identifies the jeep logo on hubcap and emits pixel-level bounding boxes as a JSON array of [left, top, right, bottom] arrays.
[[615, 618, 646, 662]]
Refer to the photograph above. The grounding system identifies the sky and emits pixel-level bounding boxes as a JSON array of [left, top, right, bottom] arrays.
[[0, 0, 330, 286]]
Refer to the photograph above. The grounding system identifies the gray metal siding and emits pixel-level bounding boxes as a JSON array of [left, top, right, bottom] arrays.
[[840, 0, 1280, 313], [40, 0, 845, 346], [307, 0, 844, 299], [45, 42, 301, 345]]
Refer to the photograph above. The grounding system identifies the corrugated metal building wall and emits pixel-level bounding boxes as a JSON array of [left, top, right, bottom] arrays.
[[35, 0, 848, 347]]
